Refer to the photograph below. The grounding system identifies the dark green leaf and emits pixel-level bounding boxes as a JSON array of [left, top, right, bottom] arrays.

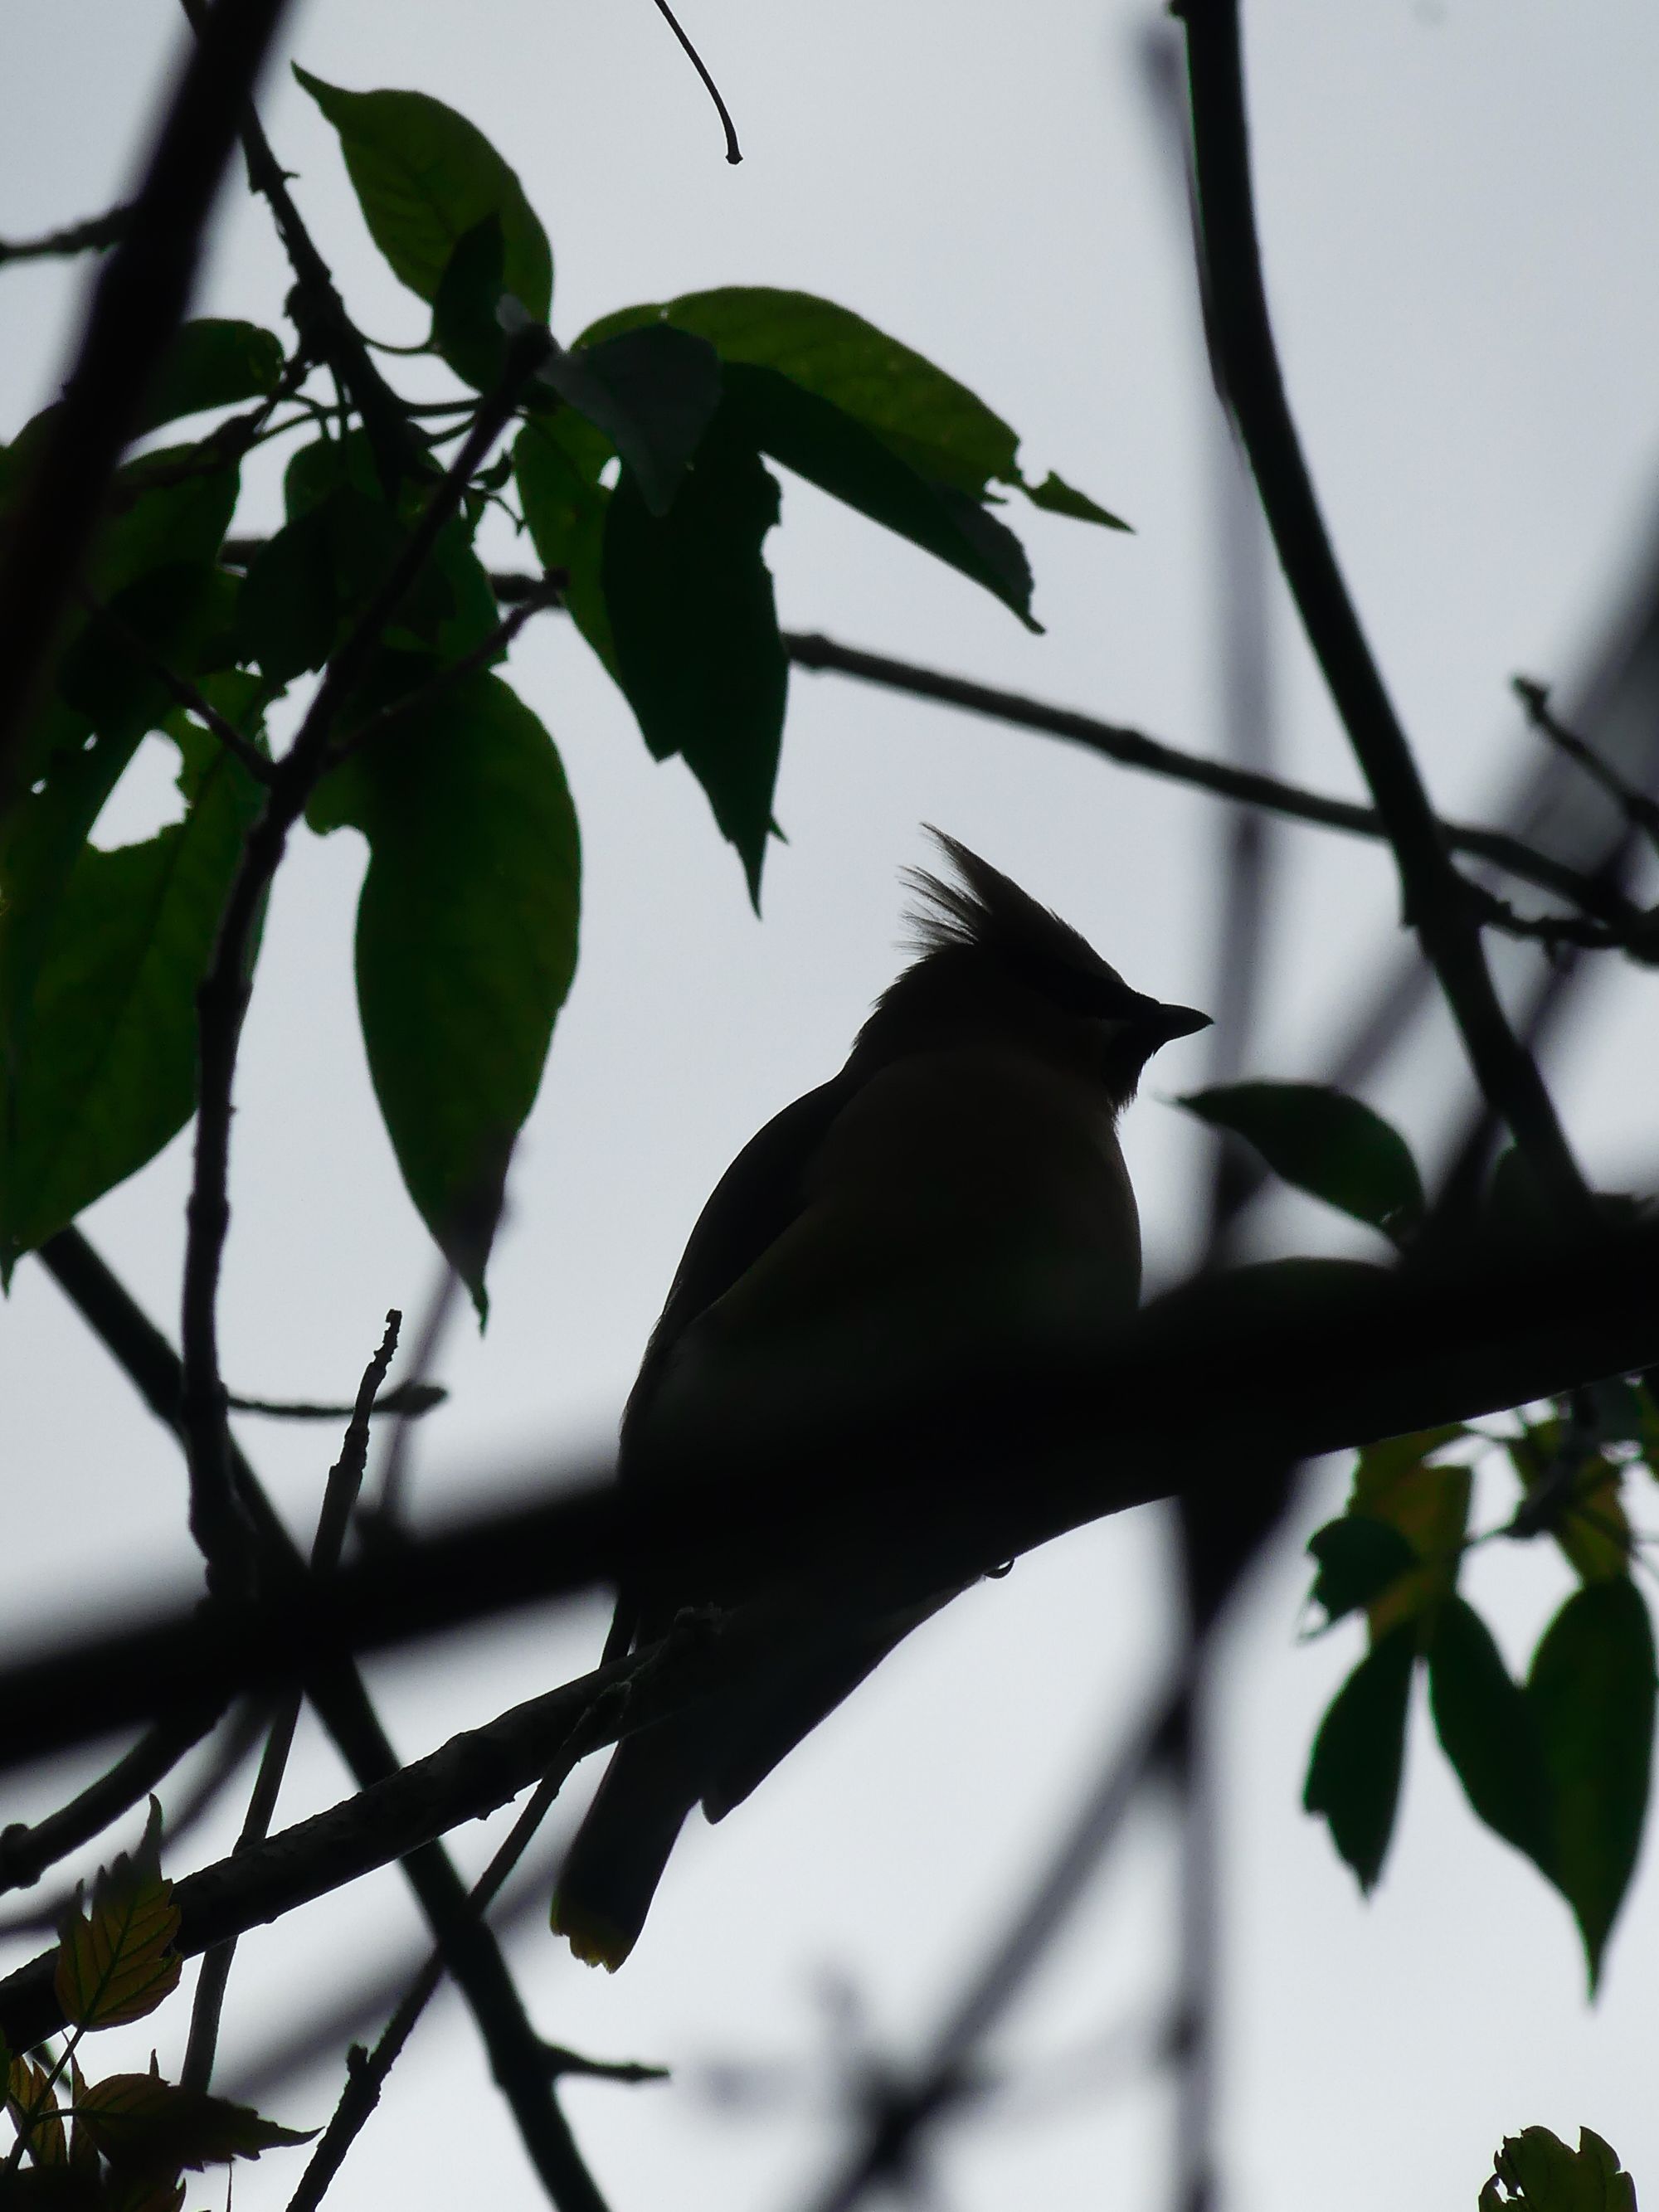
[[1178, 1081, 1425, 1243], [53, 1805, 181, 2030], [513, 414, 615, 674], [1483, 2127, 1637, 2210], [238, 505, 338, 683], [0, 712, 266, 1265], [1023, 468, 1130, 529], [58, 566, 237, 739], [1348, 1428, 1472, 1638], [1507, 1420, 1631, 1584], [136, 319, 284, 435], [91, 457, 241, 601], [1303, 1622, 1415, 1891], [431, 215, 509, 391], [1306, 1516, 1419, 1627], [1428, 1597, 1551, 1867], [719, 362, 1037, 627], [601, 414, 786, 902], [306, 674, 579, 1311], [77, 2075, 314, 2172], [538, 326, 721, 518], [294, 68, 551, 319], [1527, 1578, 1657, 1988]]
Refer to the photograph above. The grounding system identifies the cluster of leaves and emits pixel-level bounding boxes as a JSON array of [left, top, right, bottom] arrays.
[[0, 68, 1120, 1310], [2, 1807, 309, 2207], [1481, 2127, 1637, 2211], [1180, 1079, 1658, 1987]]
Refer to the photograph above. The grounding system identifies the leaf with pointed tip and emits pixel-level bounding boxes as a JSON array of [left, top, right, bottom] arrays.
[[1526, 1579, 1656, 1989], [1303, 1622, 1415, 1891], [77, 2074, 314, 2173], [1306, 1516, 1419, 1629], [1178, 1081, 1425, 1244], [294, 69, 551, 319], [601, 413, 786, 903], [1483, 2126, 1637, 2210], [1023, 468, 1129, 528], [306, 674, 579, 1313], [53, 1805, 181, 2030], [7, 2051, 66, 2166], [514, 414, 616, 675], [1428, 1597, 1551, 1869]]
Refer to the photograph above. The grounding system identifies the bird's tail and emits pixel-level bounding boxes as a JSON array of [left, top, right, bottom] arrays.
[[551, 1724, 705, 1971]]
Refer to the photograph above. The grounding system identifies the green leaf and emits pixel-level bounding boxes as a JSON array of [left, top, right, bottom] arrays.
[[306, 673, 579, 1311], [537, 326, 722, 518], [719, 361, 1037, 627], [1348, 1428, 1472, 1639], [1306, 1516, 1419, 1628], [0, 710, 266, 1265], [1303, 1621, 1415, 1891], [1507, 1419, 1631, 1583], [1023, 468, 1129, 529], [1178, 1082, 1425, 1243], [430, 213, 510, 391], [601, 413, 786, 903], [7, 2050, 66, 2167], [576, 286, 1122, 523], [1428, 1597, 1551, 1868], [77, 2074, 314, 2172], [53, 1804, 182, 2030], [58, 566, 237, 741], [513, 413, 616, 674], [294, 68, 551, 320], [90, 455, 241, 603], [1526, 1578, 1657, 1988], [136, 318, 284, 435], [1482, 2127, 1638, 2210]]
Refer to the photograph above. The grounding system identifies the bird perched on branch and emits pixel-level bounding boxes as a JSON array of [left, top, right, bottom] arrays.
[[551, 830, 1209, 1968]]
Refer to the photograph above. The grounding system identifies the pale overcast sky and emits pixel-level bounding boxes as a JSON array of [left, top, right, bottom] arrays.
[[7, 4, 1659, 2209]]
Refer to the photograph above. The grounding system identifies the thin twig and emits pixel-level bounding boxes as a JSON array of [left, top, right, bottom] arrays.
[[227, 1381, 445, 1421], [645, 0, 742, 163], [0, 0, 295, 800], [0, 1700, 223, 1897], [284, 1770, 663, 2212], [1514, 675, 1659, 849], [183, 1315, 403, 2095], [326, 577, 567, 768], [1172, 0, 1593, 1221], [37, 1227, 611, 2212], [0, 206, 131, 265], [75, 591, 275, 785], [178, 327, 552, 1599]]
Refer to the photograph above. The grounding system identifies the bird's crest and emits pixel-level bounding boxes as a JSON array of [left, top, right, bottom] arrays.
[[901, 828, 1139, 1015]]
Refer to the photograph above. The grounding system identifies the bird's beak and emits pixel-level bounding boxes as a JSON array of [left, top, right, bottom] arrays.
[[1145, 1001, 1212, 1045]]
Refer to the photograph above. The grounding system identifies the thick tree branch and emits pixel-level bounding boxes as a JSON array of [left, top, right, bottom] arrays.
[[0, 0, 294, 801], [16, 1223, 1659, 1775], [1172, 0, 1592, 1216]]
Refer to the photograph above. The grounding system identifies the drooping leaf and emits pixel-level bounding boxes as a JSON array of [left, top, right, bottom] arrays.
[[306, 673, 579, 1312], [1306, 1516, 1419, 1629], [1347, 1427, 1472, 1639], [719, 361, 1037, 626], [1481, 2127, 1638, 2211], [136, 319, 285, 435], [1428, 1597, 1551, 1869], [294, 69, 551, 321], [77, 2074, 314, 2173], [577, 286, 1124, 523], [537, 325, 722, 518], [1303, 1621, 1415, 1892], [53, 1805, 181, 2030], [601, 413, 786, 902], [514, 412, 616, 674], [1526, 1579, 1657, 1988], [0, 709, 265, 1266], [1178, 1081, 1425, 1244]]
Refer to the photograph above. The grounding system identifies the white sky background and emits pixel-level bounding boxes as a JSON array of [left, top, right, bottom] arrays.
[[6, 2, 1659, 2207]]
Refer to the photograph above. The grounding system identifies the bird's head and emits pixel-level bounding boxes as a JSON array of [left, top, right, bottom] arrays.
[[854, 829, 1210, 1111]]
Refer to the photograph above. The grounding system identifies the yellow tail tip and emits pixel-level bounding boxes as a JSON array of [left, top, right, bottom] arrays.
[[550, 1893, 632, 1972]]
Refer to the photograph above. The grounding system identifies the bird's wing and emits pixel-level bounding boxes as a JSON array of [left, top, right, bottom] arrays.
[[620, 1070, 856, 1460]]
